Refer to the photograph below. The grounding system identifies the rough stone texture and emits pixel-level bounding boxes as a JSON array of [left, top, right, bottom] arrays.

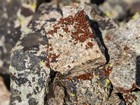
[[0, 0, 36, 74], [10, 30, 50, 105], [9, 3, 64, 105], [0, 76, 10, 105], [45, 5, 106, 75], [0, 0, 37, 105], [9, 8, 49, 105], [46, 66, 115, 105], [28, 3, 62, 33], [103, 18, 140, 91]]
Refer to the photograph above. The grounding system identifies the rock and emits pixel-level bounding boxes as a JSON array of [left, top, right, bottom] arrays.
[[99, 0, 128, 20], [46, 82, 65, 105], [45, 4, 106, 75], [10, 30, 50, 105], [46, 65, 124, 105], [10, 49, 50, 105], [0, 76, 10, 105], [9, 3, 54, 104], [46, 58, 125, 105], [10, 3, 65, 105], [103, 18, 140, 91], [0, 0, 36, 74], [28, 3, 62, 33]]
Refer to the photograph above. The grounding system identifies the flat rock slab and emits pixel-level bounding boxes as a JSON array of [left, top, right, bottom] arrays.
[[45, 5, 106, 75]]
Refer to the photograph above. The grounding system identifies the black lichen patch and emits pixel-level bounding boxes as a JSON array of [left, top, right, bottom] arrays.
[[38, 77, 46, 89], [11, 50, 39, 71], [26, 93, 32, 98], [20, 6, 34, 17], [10, 87, 21, 94], [10, 88, 21, 103], [14, 96, 22, 102], [28, 98, 38, 105], [38, 51, 47, 61], [15, 77, 28, 86]]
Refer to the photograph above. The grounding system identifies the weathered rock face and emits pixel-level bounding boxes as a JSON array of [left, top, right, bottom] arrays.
[[0, 0, 38, 104], [9, 3, 62, 105], [46, 67, 114, 105], [10, 49, 50, 105], [0, 0, 36, 74], [0, 76, 10, 105], [9, 30, 50, 105], [103, 18, 140, 104], [45, 5, 106, 75], [104, 18, 140, 91]]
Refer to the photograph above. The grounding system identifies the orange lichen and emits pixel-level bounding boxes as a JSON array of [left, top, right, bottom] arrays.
[[47, 10, 94, 44], [65, 73, 93, 80], [116, 83, 137, 93], [98, 66, 112, 77], [75, 73, 93, 80], [46, 10, 95, 68]]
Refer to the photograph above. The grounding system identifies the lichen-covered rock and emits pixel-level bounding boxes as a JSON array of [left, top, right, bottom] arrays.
[[10, 30, 50, 105], [0, 76, 10, 105], [0, 0, 36, 74], [45, 5, 106, 75], [46, 65, 122, 105], [103, 18, 140, 91], [10, 49, 50, 105], [28, 3, 62, 33], [9, 3, 64, 105]]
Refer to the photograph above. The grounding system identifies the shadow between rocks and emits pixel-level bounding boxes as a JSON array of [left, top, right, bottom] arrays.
[[136, 56, 140, 87], [0, 73, 10, 91], [89, 19, 110, 64], [36, 0, 52, 11]]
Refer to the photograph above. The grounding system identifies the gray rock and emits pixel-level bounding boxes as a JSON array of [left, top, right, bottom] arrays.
[[103, 18, 140, 91], [10, 30, 50, 104], [99, 0, 128, 20], [0, 0, 36, 74]]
